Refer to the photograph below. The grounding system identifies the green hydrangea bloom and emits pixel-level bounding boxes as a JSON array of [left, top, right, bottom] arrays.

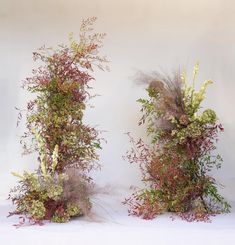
[[174, 122, 202, 143], [29, 200, 46, 220], [51, 211, 70, 223], [66, 202, 82, 217], [47, 185, 63, 201], [200, 109, 217, 124]]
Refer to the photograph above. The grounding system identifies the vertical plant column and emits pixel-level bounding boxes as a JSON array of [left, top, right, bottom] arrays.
[[124, 64, 230, 221], [9, 17, 108, 226]]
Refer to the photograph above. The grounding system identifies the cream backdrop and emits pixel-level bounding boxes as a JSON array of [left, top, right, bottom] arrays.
[[0, 0, 235, 203]]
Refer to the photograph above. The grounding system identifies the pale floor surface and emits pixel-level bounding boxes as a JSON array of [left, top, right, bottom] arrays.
[[0, 192, 235, 245]]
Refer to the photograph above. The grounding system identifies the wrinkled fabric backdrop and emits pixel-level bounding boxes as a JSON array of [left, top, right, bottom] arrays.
[[0, 0, 234, 203]]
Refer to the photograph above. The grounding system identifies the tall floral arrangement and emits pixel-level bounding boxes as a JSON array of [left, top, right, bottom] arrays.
[[9, 17, 108, 226], [124, 64, 230, 221]]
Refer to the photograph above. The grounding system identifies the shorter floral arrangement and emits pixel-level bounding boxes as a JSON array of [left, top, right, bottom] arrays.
[[124, 64, 230, 221]]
